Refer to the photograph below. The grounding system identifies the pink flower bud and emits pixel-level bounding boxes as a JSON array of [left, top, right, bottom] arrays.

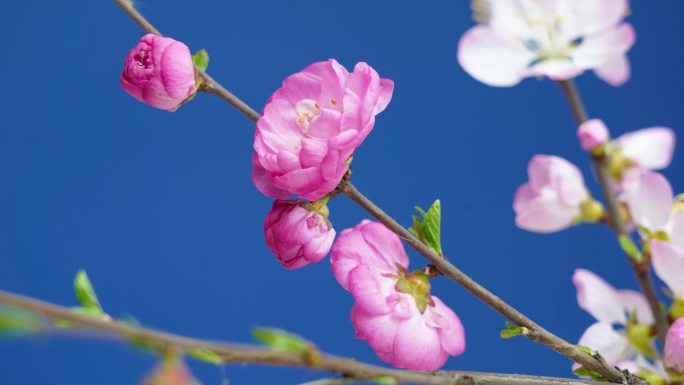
[[513, 155, 590, 233], [578, 119, 610, 151], [121, 34, 197, 111], [140, 360, 201, 385], [264, 200, 335, 269], [252, 59, 394, 201], [331, 220, 465, 370], [665, 318, 684, 374]]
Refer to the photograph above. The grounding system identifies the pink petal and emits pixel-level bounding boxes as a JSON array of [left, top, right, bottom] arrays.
[[572, 23, 635, 72], [391, 313, 447, 370], [616, 127, 676, 170], [457, 25, 535, 87], [651, 240, 684, 299], [348, 265, 394, 316], [558, 0, 630, 38], [374, 78, 395, 115], [351, 305, 399, 359], [578, 119, 610, 151], [593, 55, 631, 86], [430, 296, 466, 356], [668, 210, 684, 249], [624, 171, 673, 231], [573, 269, 627, 324], [251, 152, 291, 199], [618, 290, 654, 325]]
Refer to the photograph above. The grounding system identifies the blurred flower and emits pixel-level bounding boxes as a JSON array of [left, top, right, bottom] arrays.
[[121, 34, 196, 111], [458, 0, 635, 86], [140, 360, 201, 385], [651, 241, 684, 300], [252, 59, 393, 201], [665, 318, 684, 375], [264, 199, 335, 269], [514, 155, 602, 233], [578, 119, 610, 151], [573, 269, 654, 366], [610, 127, 675, 181], [331, 220, 465, 370]]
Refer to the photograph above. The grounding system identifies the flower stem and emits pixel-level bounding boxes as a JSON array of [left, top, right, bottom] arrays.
[[557, 79, 669, 345]]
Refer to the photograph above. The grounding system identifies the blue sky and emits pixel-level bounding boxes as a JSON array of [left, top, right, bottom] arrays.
[[1, 1, 683, 384]]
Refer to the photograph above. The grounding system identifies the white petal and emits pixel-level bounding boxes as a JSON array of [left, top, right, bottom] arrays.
[[571, 24, 635, 70], [616, 127, 676, 170], [457, 25, 535, 87], [618, 290, 654, 325], [624, 171, 673, 231], [578, 322, 634, 365], [651, 240, 684, 299], [593, 55, 631, 86], [573, 269, 627, 324]]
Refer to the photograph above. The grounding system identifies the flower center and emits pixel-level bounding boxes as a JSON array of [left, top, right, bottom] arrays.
[[394, 267, 434, 314], [295, 99, 321, 133]]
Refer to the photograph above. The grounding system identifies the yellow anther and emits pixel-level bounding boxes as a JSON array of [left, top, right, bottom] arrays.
[[331, 98, 337, 105], [314, 102, 320, 109]]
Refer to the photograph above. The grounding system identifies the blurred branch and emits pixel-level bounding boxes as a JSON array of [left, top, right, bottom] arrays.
[[0, 289, 609, 385], [557, 79, 669, 345], [114, 0, 260, 122], [112, 2, 641, 384]]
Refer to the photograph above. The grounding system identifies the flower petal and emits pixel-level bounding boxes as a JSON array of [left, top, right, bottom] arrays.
[[624, 171, 673, 231], [616, 127, 676, 170], [578, 322, 634, 365], [573, 269, 627, 324], [651, 240, 684, 299]]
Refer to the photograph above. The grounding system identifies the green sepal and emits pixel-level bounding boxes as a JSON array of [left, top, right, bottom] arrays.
[[577, 345, 595, 356], [626, 320, 656, 360], [618, 235, 642, 262], [408, 200, 442, 255], [187, 347, 223, 364], [374, 376, 398, 385], [192, 49, 209, 72], [670, 298, 684, 320], [638, 370, 666, 385]]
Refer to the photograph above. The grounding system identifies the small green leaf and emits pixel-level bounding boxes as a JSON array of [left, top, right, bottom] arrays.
[[374, 376, 398, 385], [0, 308, 43, 336], [188, 347, 223, 364], [408, 200, 442, 255], [53, 306, 104, 328], [74, 270, 102, 312], [192, 49, 209, 72], [618, 235, 642, 262], [574, 366, 608, 382], [500, 321, 526, 339], [253, 327, 311, 353], [577, 345, 595, 356]]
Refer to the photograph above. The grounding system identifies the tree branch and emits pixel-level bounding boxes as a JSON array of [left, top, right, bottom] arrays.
[[111, 2, 643, 383], [0, 289, 608, 385], [557, 79, 669, 346]]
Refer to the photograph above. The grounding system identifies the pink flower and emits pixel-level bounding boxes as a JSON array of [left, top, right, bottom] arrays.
[[514, 155, 596, 233], [665, 318, 684, 374], [651, 241, 684, 300], [578, 119, 610, 151], [330, 220, 465, 370], [121, 34, 197, 112], [573, 269, 653, 366], [252, 59, 394, 201], [264, 200, 335, 269], [457, 0, 635, 86], [140, 360, 202, 385]]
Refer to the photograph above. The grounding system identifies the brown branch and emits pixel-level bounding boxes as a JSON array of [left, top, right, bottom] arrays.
[[114, 0, 260, 122], [0, 289, 608, 385], [112, 2, 643, 383], [557, 79, 669, 345]]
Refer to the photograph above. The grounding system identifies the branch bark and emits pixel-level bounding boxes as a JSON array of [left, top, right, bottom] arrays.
[[111, 2, 644, 384], [0, 289, 607, 385], [557, 79, 669, 345]]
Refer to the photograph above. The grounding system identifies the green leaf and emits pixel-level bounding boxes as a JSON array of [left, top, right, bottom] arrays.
[[192, 49, 209, 72], [74, 270, 102, 312], [188, 347, 223, 364], [253, 327, 312, 353], [0, 308, 43, 336], [408, 200, 442, 255], [500, 321, 526, 339], [374, 376, 398, 385], [574, 366, 608, 382], [618, 235, 642, 262], [53, 306, 104, 328]]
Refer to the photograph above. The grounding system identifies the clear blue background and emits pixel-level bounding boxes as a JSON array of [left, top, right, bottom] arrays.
[[1, 1, 682, 384]]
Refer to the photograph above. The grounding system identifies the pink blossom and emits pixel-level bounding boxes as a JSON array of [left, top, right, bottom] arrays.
[[457, 0, 635, 87], [665, 318, 684, 374], [578, 119, 610, 151], [573, 269, 653, 366], [331, 220, 465, 370], [624, 171, 675, 232], [121, 34, 197, 111], [264, 200, 335, 269], [252, 59, 394, 201], [514, 155, 592, 233], [651, 241, 684, 300]]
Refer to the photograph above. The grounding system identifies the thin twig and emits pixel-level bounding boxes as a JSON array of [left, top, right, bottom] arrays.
[[0, 290, 608, 385], [112, 2, 642, 383], [557, 79, 669, 345], [114, 0, 260, 122]]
